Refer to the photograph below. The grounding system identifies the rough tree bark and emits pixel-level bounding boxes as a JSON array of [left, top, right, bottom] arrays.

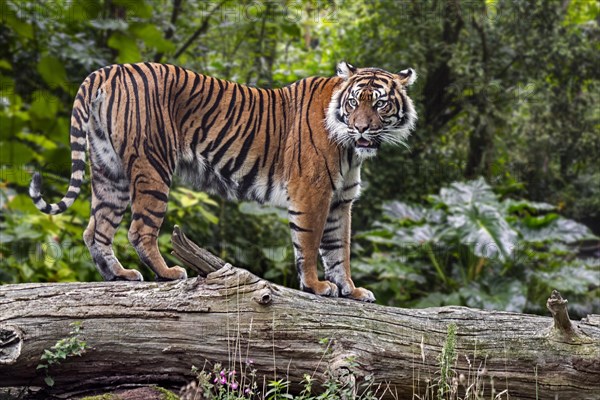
[[1, 227, 599, 400]]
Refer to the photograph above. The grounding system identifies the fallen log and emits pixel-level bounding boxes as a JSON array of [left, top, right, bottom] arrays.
[[0, 227, 599, 400]]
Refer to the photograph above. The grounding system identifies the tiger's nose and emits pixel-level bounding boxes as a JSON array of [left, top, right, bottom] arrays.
[[355, 121, 382, 133], [355, 123, 370, 134]]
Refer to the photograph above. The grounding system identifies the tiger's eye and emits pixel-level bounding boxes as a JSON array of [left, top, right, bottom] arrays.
[[375, 100, 387, 108], [349, 98, 358, 108]]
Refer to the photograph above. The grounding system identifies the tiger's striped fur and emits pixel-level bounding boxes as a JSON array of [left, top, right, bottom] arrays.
[[29, 61, 417, 301]]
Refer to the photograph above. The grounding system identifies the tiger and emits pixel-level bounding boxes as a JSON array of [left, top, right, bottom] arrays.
[[29, 61, 417, 302]]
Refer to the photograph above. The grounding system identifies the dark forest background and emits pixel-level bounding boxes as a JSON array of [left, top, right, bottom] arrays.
[[1, 0, 598, 316]]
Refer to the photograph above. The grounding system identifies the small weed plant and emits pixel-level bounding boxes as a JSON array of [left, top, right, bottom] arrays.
[[36, 321, 88, 387], [438, 323, 458, 399]]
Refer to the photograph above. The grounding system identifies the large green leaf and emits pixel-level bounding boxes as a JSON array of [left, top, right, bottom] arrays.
[[503, 199, 556, 214], [29, 91, 60, 120], [16, 131, 57, 151], [359, 225, 396, 245], [460, 280, 527, 312], [520, 217, 597, 244], [520, 213, 560, 229], [382, 201, 425, 222], [107, 33, 141, 63], [67, 0, 102, 22], [447, 203, 518, 262], [536, 261, 600, 295], [394, 224, 441, 245], [2, 9, 33, 39], [130, 24, 176, 53], [37, 56, 67, 90], [0, 141, 34, 166], [435, 178, 498, 208], [0, 60, 12, 70], [432, 179, 519, 262]]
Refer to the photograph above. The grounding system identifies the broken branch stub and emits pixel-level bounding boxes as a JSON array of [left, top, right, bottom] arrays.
[[546, 289, 578, 338], [171, 225, 223, 276]]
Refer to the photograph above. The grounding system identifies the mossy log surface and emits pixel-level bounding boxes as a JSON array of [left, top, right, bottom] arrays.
[[1, 228, 599, 400]]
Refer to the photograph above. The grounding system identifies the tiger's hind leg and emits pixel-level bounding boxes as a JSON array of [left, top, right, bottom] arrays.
[[127, 168, 187, 281], [83, 168, 143, 281]]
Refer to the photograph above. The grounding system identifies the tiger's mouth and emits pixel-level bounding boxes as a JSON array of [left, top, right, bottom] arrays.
[[355, 138, 380, 149]]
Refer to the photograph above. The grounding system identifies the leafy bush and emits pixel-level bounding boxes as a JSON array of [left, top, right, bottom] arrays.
[[0, 184, 219, 283], [355, 179, 599, 317]]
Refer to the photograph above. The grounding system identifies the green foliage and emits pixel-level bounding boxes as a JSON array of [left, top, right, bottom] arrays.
[[356, 179, 599, 316], [0, 193, 96, 283], [332, 0, 600, 229], [1, 0, 598, 316], [37, 321, 89, 387], [265, 379, 291, 400]]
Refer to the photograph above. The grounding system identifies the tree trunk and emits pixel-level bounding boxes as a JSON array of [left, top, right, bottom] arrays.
[[1, 228, 599, 400]]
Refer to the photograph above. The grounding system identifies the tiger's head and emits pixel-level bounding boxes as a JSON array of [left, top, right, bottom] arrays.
[[326, 61, 417, 159]]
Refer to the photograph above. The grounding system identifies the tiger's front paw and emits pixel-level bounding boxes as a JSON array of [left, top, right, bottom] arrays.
[[155, 265, 188, 281], [112, 268, 144, 282], [303, 280, 339, 298], [347, 287, 376, 303]]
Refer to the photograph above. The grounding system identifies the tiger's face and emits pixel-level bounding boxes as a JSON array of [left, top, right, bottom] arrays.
[[326, 62, 417, 158]]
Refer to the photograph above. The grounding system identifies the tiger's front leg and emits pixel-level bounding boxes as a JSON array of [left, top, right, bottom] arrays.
[[287, 182, 339, 298], [320, 199, 375, 302]]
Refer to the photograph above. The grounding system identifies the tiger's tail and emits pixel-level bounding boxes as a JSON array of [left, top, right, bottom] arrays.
[[29, 84, 91, 215]]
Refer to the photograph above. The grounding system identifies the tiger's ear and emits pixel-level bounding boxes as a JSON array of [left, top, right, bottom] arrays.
[[337, 61, 357, 80], [397, 68, 417, 87]]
